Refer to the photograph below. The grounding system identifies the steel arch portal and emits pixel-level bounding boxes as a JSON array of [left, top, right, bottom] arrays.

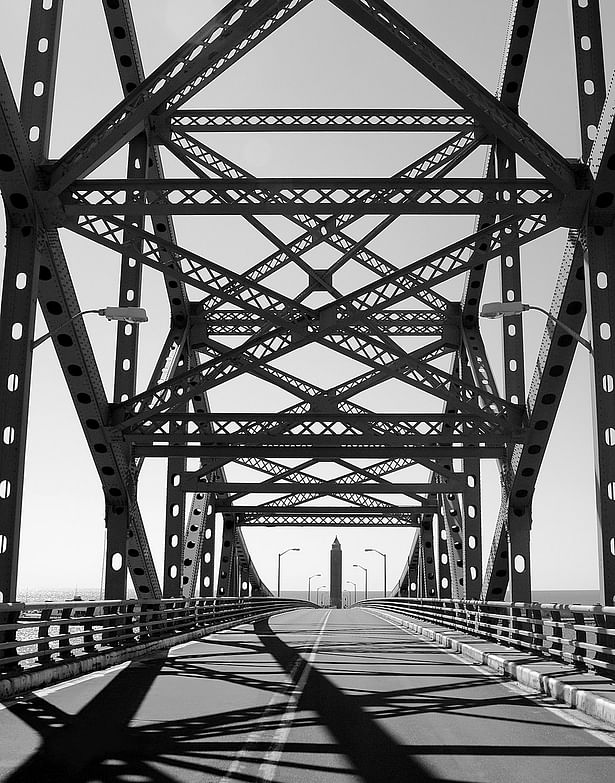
[[1, 0, 614, 604]]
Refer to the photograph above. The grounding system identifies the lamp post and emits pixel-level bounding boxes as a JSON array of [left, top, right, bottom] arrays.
[[308, 572, 322, 603], [32, 306, 148, 350], [353, 564, 368, 600], [346, 580, 357, 604], [480, 301, 592, 353], [277, 548, 300, 597], [365, 548, 387, 597], [316, 585, 326, 606]]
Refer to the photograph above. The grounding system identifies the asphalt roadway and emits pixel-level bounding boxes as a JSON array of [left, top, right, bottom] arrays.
[[1, 607, 615, 782]]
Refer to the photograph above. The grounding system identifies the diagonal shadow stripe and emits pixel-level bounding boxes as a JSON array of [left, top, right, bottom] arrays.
[[5, 653, 173, 782], [254, 617, 439, 783]]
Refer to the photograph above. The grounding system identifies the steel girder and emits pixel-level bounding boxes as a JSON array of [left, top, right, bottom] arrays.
[[2, 0, 614, 604], [167, 109, 477, 132], [58, 177, 570, 218]]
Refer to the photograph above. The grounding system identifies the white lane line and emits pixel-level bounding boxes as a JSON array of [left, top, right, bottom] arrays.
[[368, 609, 615, 748], [257, 611, 332, 781], [220, 610, 332, 783]]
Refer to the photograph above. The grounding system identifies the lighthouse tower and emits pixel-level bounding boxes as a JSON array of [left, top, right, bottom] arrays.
[[330, 537, 342, 608]]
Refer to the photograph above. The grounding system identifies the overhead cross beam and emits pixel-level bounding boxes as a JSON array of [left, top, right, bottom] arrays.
[[167, 108, 477, 132]]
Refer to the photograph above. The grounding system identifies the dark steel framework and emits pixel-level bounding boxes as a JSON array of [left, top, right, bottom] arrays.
[[1, 0, 614, 603]]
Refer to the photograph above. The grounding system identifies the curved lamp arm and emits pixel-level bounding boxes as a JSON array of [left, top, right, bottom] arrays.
[[480, 301, 592, 354], [32, 307, 148, 350]]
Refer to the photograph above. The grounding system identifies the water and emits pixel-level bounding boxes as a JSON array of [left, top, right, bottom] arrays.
[[16, 587, 136, 603], [16, 588, 603, 605], [531, 589, 601, 605]]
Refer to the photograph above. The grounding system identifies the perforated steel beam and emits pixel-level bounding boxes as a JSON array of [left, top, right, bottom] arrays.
[[168, 108, 476, 132], [60, 177, 568, 217]]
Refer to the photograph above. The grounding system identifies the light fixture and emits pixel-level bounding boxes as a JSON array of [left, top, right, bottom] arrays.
[[480, 301, 591, 353], [32, 307, 148, 350]]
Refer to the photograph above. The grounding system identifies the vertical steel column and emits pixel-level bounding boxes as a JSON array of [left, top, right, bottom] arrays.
[[407, 546, 420, 597], [440, 491, 465, 599], [416, 533, 426, 598], [103, 440, 130, 599], [437, 352, 465, 599], [113, 135, 147, 405], [232, 545, 241, 597], [497, 145, 526, 408], [420, 513, 437, 597], [0, 223, 39, 601], [104, 133, 149, 597], [1, 0, 62, 599], [198, 505, 216, 597], [573, 0, 609, 603], [0, 0, 64, 603], [507, 504, 532, 602], [182, 347, 217, 597], [585, 227, 615, 604], [497, 141, 531, 602], [182, 490, 214, 598], [20, 0, 63, 162], [461, 353, 482, 597], [571, 0, 606, 162], [216, 515, 236, 596], [436, 511, 452, 598], [163, 412, 186, 597], [462, 458, 482, 598], [239, 565, 250, 596]]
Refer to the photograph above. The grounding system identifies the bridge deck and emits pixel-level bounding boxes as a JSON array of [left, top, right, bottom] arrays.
[[1, 608, 614, 782]]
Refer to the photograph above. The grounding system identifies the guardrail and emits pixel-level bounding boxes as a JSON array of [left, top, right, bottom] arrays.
[[0, 596, 313, 677], [357, 597, 615, 677]]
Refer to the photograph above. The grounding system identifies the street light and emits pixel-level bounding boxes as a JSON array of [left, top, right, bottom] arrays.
[[346, 580, 357, 604], [365, 548, 387, 597], [480, 301, 592, 354], [277, 548, 300, 597], [353, 564, 368, 601], [316, 585, 327, 606], [32, 307, 148, 350], [307, 572, 322, 603]]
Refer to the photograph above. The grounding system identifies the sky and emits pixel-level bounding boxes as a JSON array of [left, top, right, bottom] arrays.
[[1, 0, 614, 596]]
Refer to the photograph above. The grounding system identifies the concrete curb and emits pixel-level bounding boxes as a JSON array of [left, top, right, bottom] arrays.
[[368, 608, 615, 728], [0, 609, 290, 700]]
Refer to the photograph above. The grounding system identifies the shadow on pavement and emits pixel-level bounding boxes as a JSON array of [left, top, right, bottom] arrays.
[[4, 615, 613, 782], [5, 653, 171, 783], [254, 616, 437, 782]]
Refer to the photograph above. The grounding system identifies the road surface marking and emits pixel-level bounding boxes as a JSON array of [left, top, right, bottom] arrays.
[[257, 611, 332, 781], [221, 610, 332, 783], [368, 608, 615, 747]]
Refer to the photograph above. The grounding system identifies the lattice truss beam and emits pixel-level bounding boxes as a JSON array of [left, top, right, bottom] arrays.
[[0, 0, 612, 603]]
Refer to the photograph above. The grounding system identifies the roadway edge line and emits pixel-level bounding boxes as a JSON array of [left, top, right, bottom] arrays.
[[362, 607, 615, 730]]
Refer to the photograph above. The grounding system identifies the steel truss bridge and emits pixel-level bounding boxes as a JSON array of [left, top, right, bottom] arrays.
[[1, 0, 615, 607]]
